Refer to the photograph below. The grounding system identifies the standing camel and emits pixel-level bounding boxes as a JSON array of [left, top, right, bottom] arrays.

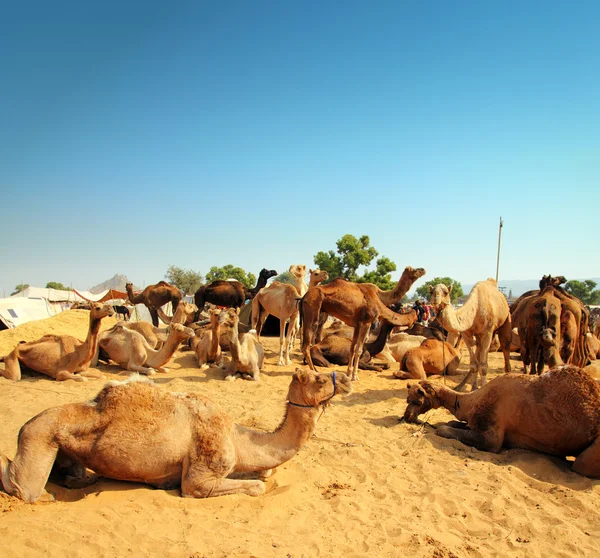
[[0, 303, 115, 381], [193, 268, 277, 319], [301, 266, 426, 380], [126, 281, 182, 327], [430, 279, 511, 391]]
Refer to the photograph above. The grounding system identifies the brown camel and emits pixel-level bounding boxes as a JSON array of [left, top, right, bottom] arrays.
[[393, 338, 461, 380], [94, 323, 194, 375], [509, 275, 567, 313], [219, 308, 264, 381], [193, 268, 277, 318], [301, 266, 426, 380], [430, 278, 511, 391], [0, 303, 115, 382], [126, 281, 182, 327], [586, 333, 600, 360], [251, 265, 327, 366], [308, 320, 395, 372], [402, 365, 600, 478], [374, 333, 427, 364], [124, 301, 199, 349], [193, 309, 223, 368], [0, 369, 352, 503]]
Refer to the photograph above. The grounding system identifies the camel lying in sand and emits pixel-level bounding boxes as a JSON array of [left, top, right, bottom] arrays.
[[0, 303, 114, 381], [402, 365, 600, 478], [393, 338, 461, 380], [193, 309, 223, 368], [220, 308, 264, 381], [94, 323, 194, 375], [0, 370, 351, 502], [586, 333, 600, 360], [375, 333, 426, 364]]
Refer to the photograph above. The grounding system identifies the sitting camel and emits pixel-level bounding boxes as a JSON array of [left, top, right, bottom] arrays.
[[94, 323, 194, 375], [121, 302, 198, 349], [193, 268, 277, 318], [193, 309, 223, 368], [393, 338, 461, 380], [0, 369, 352, 502], [220, 308, 264, 381], [252, 265, 327, 366], [374, 333, 427, 364], [0, 303, 114, 381], [430, 279, 511, 391], [586, 333, 600, 361], [301, 266, 425, 380], [126, 281, 182, 327], [402, 365, 600, 478]]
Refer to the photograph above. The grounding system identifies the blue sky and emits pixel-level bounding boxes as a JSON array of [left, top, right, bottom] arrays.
[[1, 1, 598, 296]]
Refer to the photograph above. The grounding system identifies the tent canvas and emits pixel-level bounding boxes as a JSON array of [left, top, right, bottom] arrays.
[[0, 297, 69, 329], [10, 287, 85, 303]]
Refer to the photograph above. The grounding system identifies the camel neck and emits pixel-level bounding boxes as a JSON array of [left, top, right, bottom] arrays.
[[435, 385, 474, 422], [82, 314, 103, 362], [228, 323, 241, 361], [209, 321, 220, 359], [437, 303, 469, 333], [294, 276, 308, 297], [147, 331, 183, 368], [233, 404, 320, 471], [365, 321, 394, 356]]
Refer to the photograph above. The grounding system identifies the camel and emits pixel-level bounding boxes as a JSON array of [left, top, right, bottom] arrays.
[[193, 268, 277, 318], [301, 266, 426, 381], [509, 275, 567, 313], [94, 322, 194, 375], [112, 305, 130, 321], [393, 338, 461, 380], [586, 333, 600, 360], [126, 281, 182, 327], [402, 365, 600, 478], [308, 320, 395, 372], [430, 279, 511, 391], [219, 308, 265, 381], [193, 309, 223, 368], [118, 301, 198, 349], [0, 369, 352, 503], [374, 332, 427, 364], [252, 266, 327, 366], [0, 303, 115, 382]]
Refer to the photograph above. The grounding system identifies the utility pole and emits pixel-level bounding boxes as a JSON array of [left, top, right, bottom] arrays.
[[495, 217, 503, 284]]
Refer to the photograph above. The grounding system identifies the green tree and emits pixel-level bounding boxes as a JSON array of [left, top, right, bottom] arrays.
[[416, 277, 464, 304], [205, 265, 256, 289], [273, 271, 296, 285], [565, 280, 600, 305], [46, 281, 71, 291], [313, 234, 397, 289], [11, 283, 29, 296], [165, 265, 203, 295]]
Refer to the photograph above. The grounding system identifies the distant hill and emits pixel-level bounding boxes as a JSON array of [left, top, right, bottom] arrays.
[[88, 274, 139, 294], [463, 277, 600, 298]]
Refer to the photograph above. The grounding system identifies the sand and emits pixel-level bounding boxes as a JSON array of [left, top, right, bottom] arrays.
[[1, 313, 599, 558]]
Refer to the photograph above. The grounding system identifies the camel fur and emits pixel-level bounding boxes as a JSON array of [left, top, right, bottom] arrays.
[[402, 365, 600, 478], [374, 333, 427, 364], [193, 268, 277, 318], [94, 323, 194, 375], [219, 308, 265, 381], [586, 333, 600, 361], [393, 338, 461, 380], [0, 369, 352, 503], [126, 281, 182, 327], [0, 303, 115, 382], [431, 278, 511, 391], [301, 266, 425, 381], [193, 309, 223, 369]]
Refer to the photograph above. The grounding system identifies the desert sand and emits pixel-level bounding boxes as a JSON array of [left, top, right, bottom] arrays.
[[1, 310, 599, 558]]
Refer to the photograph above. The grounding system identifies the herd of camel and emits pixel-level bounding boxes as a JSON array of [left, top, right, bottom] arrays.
[[1, 264, 600, 503]]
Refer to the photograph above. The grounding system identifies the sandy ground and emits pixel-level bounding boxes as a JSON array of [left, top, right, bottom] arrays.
[[1, 311, 600, 558]]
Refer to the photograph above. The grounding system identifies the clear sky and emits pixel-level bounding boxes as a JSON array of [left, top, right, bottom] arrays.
[[1, 0, 598, 296]]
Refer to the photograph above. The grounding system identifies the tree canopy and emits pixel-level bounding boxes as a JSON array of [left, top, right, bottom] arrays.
[[11, 283, 29, 296], [416, 277, 464, 304], [273, 270, 296, 285], [205, 265, 256, 289], [313, 234, 397, 290], [565, 279, 600, 305], [45, 281, 71, 291], [165, 266, 203, 295]]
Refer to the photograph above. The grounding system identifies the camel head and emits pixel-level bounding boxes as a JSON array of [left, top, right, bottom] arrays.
[[429, 283, 451, 309], [402, 381, 440, 423], [169, 323, 195, 341], [288, 368, 352, 407], [289, 264, 307, 279], [90, 303, 115, 319], [208, 308, 221, 325], [259, 269, 278, 281], [218, 308, 241, 330], [402, 266, 427, 283], [309, 268, 329, 285]]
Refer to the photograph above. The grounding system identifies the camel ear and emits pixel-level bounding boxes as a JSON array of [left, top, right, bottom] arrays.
[[420, 381, 436, 396], [447, 284, 453, 293], [309, 268, 313, 274], [407, 382, 413, 389], [293, 367, 310, 384], [235, 307, 240, 315], [429, 285, 434, 294]]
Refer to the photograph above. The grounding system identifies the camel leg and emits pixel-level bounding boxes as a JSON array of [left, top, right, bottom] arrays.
[[56, 371, 88, 382], [394, 354, 426, 380], [149, 308, 159, 328], [314, 312, 328, 344], [301, 316, 317, 371], [277, 318, 288, 366], [497, 318, 512, 373], [309, 347, 331, 368], [454, 334, 477, 391], [78, 369, 104, 379], [348, 322, 371, 381], [473, 331, 493, 389], [572, 437, 600, 478], [436, 424, 503, 453], [181, 460, 265, 498], [1, 348, 22, 381], [283, 312, 298, 366], [126, 361, 157, 375]]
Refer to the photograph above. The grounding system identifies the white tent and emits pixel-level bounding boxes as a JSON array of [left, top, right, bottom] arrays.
[[10, 287, 85, 303], [0, 297, 68, 329]]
